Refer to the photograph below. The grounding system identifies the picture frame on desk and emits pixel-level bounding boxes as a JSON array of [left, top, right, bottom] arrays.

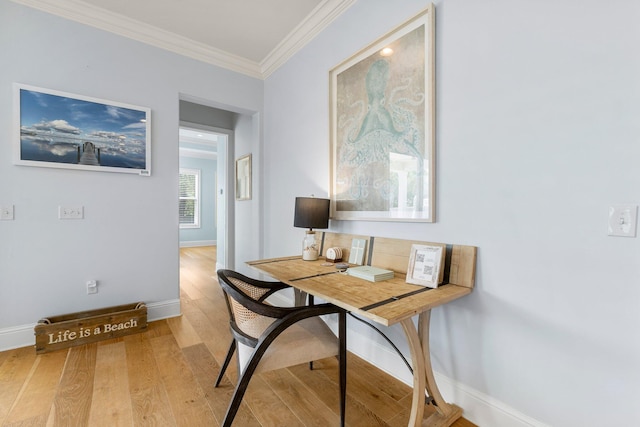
[[329, 5, 435, 222], [406, 244, 443, 288]]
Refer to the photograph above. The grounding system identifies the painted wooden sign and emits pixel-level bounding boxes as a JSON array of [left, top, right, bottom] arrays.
[[34, 302, 147, 354]]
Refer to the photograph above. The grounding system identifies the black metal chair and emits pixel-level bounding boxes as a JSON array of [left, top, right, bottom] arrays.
[[215, 269, 347, 427]]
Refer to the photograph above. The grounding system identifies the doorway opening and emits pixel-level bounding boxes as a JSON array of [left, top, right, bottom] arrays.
[[179, 124, 232, 271]]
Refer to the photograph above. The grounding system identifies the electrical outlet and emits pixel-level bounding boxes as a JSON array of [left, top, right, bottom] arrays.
[[87, 280, 98, 294], [0, 205, 14, 220], [59, 206, 84, 220], [608, 205, 638, 237]]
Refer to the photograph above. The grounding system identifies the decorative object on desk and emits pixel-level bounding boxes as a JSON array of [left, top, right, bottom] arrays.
[[406, 244, 444, 288], [326, 247, 343, 263], [14, 83, 151, 175], [329, 5, 435, 222], [335, 262, 349, 272], [348, 238, 367, 265], [348, 265, 395, 282], [294, 196, 330, 261], [235, 154, 252, 200]]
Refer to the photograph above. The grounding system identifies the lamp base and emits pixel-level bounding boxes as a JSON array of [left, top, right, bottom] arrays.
[[302, 249, 319, 261], [302, 230, 319, 261]]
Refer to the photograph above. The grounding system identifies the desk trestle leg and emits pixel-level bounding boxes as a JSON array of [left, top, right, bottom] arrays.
[[400, 311, 463, 427]]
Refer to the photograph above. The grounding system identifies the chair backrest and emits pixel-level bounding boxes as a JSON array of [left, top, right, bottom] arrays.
[[217, 270, 289, 345]]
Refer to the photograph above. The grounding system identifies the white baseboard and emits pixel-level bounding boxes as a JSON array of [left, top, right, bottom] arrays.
[[0, 323, 35, 352], [0, 299, 182, 352], [147, 299, 182, 321], [430, 372, 551, 427], [179, 240, 216, 248]]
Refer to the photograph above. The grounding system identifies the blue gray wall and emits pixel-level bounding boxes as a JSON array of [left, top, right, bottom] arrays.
[[263, 1, 640, 426], [0, 1, 262, 345]]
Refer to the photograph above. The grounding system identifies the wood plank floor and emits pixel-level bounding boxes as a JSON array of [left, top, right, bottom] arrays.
[[0, 246, 476, 427]]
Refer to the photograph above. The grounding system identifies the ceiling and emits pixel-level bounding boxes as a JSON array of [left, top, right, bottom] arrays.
[[11, 0, 356, 78], [179, 127, 219, 158]]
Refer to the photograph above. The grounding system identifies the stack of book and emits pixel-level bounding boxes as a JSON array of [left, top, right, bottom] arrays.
[[347, 266, 395, 282]]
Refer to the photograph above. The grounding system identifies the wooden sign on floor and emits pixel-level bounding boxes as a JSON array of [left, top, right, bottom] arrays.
[[34, 302, 147, 354]]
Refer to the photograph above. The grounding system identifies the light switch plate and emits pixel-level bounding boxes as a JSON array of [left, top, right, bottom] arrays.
[[608, 205, 638, 237], [0, 205, 14, 220], [59, 206, 84, 220]]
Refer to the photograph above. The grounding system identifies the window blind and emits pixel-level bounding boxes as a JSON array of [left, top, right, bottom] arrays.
[[179, 168, 200, 228]]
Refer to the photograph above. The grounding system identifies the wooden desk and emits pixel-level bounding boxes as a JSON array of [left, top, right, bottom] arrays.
[[248, 235, 476, 427]]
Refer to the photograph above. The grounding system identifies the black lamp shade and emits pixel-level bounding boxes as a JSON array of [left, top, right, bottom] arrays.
[[294, 197, 330, 230]]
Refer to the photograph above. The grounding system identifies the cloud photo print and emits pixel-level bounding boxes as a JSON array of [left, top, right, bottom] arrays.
[[15, 84, 151, 175]]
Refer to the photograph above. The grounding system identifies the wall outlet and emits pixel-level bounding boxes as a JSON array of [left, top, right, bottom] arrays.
[[59, 206, 84, 219], [0, 205, 14, 220], [608, 205, 638, 237], [86, 280, 98, 294]]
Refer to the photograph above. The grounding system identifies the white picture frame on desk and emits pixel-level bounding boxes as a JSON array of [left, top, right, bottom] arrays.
[[406, 244, 444, 288]]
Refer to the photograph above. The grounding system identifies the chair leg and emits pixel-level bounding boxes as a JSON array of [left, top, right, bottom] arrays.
[[308, 296, 316, 371], [215, 339, 236, 387], [221, 344, 266, 427], [339, 310, 347, 427]]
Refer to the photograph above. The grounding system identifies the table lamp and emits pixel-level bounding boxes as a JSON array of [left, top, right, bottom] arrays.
[[293, 196, 330, 261]]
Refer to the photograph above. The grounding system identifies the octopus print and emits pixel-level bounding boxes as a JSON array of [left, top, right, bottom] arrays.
[[335, 24, 428, 215]]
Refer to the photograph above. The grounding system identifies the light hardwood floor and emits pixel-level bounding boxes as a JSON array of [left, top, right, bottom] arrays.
[[0, 246, 476, 427]]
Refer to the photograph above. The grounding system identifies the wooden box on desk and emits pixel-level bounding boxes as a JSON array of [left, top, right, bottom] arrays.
[[34, 302, 147, 354]]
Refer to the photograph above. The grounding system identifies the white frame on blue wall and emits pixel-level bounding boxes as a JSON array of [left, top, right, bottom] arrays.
[[14, 83, 151, 175], [329, 5, 435, 222]]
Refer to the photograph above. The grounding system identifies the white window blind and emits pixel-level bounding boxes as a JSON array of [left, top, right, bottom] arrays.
[[179, 168, 200, 228]]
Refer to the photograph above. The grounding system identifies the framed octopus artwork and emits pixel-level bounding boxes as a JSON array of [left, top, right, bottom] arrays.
[[329, 4, 435, 222]]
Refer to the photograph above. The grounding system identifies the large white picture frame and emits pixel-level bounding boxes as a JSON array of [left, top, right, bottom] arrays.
[[329, 5, 435, 222], [14, 83, 151, 175]]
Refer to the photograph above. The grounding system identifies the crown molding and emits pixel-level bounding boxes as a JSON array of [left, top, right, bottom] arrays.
[[260, 0, 357, 78], [10, 0, 263, 78], [11, 0, 355, 80], [179, 147, 217, 160]]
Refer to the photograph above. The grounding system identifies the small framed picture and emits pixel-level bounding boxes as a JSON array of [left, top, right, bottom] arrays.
[[235, 154, 251, 201], [348, 238, 367, 265], [406, 244, 444, 288]]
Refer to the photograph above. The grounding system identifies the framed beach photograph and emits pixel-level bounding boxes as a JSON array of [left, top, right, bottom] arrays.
[[235, 154, 252, 201], [329, 5, 435, 222], [14, 84, 151, 175], [406, 244, 444, 288]]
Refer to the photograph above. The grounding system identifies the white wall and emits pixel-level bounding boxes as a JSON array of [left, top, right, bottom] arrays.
[[234, 113, 263, 275], [263, 0, 640, 425], [0, 1, 262, 347]]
